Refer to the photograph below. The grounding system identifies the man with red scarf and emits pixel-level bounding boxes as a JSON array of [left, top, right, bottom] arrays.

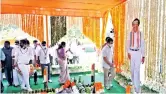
[[127, 18, 145, 93]]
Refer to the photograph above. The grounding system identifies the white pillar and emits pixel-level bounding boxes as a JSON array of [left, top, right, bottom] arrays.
[[47, 16, 51, 46], [100, 18, 102, 46], [43, 15, 47, 41]]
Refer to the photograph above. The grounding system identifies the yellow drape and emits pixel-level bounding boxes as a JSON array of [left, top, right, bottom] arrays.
[[66, 17, 82, 32], [21, 15, 44, 42], [82, 17, 100, 48], [109, 3, 125, 73], [101, 11, 109, 46]]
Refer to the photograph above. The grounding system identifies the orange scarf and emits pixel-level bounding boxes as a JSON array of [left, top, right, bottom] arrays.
[[130, 31, 141, 48]]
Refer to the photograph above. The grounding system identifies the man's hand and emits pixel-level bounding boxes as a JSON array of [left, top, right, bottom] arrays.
[[13, 63, 18, 68], [37, 60, 40, 64], [109, 63, 113, 67], [0, 61, 1, 68], [34, 59, 37, 64], [142, 57, 145, 64], [128, 53, 131, 60], [17, 68, 22, 75]]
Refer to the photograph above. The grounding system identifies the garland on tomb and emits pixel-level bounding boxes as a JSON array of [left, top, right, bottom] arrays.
[[22, 77, 104, 94]]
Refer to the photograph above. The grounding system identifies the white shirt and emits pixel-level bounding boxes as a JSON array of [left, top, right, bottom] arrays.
[[51, 45, 58, 59], [127, 31, 145, 57], [28, 46, 35, 60], [12, 45, 20, 58], [102, 45, 113, 69], [76, 45, 81, 56], [15, 47, 34, 64], [70, 42, 77, 56], [38, 47, 51, 64], [48, 47, 54, 56], [32, 45, 41, 60], [66, 51, 73, 59]]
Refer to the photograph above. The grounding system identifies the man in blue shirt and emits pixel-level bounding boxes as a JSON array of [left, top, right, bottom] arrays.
[[0, 48, 6, 93]]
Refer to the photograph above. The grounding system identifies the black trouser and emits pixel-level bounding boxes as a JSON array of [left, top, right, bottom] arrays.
[[55, 58, 58, 65], [67, 58, 73, 64], [29, 71, 38, 84], [73, 56, 79, 64], [34, 72, 38, 83], [5, 68, 13, 85], [1, 82, 4, 93], [41, 64, 51, 80]]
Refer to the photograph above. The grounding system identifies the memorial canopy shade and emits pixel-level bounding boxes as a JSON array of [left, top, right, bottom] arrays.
[[1, 0, 127, 73], [1, 0, 126, 17]]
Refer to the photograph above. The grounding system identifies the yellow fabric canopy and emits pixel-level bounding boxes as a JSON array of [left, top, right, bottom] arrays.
[[1, 0, 126, 17]]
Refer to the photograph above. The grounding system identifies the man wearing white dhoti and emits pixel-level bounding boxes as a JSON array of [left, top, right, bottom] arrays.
[[15, 39, 33, 91], [127, 18, 145, 93], [12, 40, 22, 87]]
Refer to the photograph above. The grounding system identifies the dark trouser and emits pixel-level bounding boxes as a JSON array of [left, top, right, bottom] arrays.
[[34, 72, 38, 83], [73, 56, 79, 64], [41, 64, 51, 80], [5, 68, 13, 85], [1, 82, 4, 93], [29, 65, 38, 84], [67, 58, 73, 64], [55, 58, 58, 65]]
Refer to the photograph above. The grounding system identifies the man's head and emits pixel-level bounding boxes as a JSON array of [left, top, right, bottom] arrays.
[[132, 18, 140, 32], [15, 40, 19, 45], [20, 39, 27, 48], [41, 41, 46, 47], [105, 37, 110, 42], [33, 40, 38, 47], [106, 37, 113, 47], [4, 41, 10, 49], [61, 42, 66, 48], [26, 40, 30, 47]]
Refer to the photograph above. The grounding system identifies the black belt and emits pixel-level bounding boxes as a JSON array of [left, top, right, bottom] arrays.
[[130, 49, 139, 51], [18, 63, 29, 65]]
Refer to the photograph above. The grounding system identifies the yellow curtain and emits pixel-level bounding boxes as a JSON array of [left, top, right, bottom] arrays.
[[21, 14, 44, 42], [82, 17, 100, 48], [109, 3, 126, 73], [66, 17, 82, 33], [101, 11, 109, 46]]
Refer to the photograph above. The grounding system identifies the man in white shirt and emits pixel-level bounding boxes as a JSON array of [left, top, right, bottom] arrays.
[[38, 41, 52, 83], [70, 40, 79, 64], [0, 48, 6, 93], [51, 43, 58, 65], [127, 18, 145, 93], [32, 40, 41, 85], [102, 37, 115, 90], [66, 48, 73, 64], [12, 40, 22, 87], [15, 39, 33, 91]]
